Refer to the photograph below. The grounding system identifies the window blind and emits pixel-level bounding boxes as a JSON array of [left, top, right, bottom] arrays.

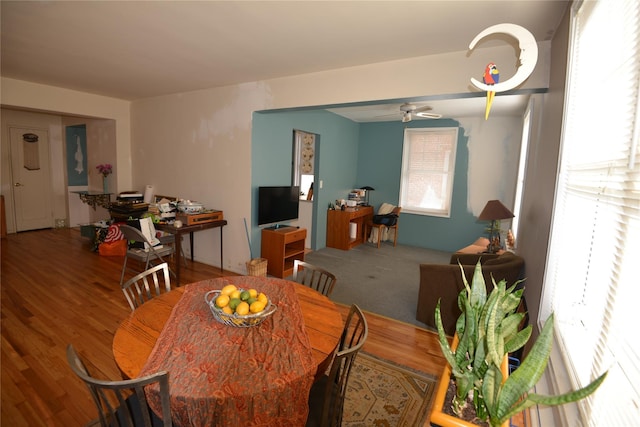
[[541, 0, 640, 425], [399, 127, 458, 217]]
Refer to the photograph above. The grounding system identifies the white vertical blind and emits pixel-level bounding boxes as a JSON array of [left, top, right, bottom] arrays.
[[541, 0, 640, 425]]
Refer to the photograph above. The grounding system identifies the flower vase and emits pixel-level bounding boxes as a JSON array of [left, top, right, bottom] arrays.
[[103, 176, 108, 194]]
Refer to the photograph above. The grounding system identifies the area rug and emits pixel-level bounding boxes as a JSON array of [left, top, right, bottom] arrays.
[[343, 352, 437, 427]]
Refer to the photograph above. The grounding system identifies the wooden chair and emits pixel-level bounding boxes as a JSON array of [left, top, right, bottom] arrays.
[[121, 262, 173, 311], [365, 206, 401, 248], [292, 260, 337, 297], [66, 344, 172, 427], [306, 304, 368, 427], [119, 224, 175, 286]]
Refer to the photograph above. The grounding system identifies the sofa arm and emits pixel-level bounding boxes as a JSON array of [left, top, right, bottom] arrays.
[[416, 264, 469, 335]]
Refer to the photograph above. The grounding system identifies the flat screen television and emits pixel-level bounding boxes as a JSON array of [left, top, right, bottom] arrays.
[[258, 186, 300, 227]]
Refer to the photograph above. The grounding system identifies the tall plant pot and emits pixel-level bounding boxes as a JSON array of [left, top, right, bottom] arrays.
[[429, 335, 509, 427]]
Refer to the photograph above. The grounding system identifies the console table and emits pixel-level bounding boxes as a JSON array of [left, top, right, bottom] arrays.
[[72, 191, 112, 210], [326, 206, 373, 250], [156, 220, 227, 285]]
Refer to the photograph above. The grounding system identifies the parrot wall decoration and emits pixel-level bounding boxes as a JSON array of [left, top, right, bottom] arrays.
[[483, 62, 499, 120]]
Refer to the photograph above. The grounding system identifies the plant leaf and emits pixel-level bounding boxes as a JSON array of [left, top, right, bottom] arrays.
[[496, 313, 556, 419]]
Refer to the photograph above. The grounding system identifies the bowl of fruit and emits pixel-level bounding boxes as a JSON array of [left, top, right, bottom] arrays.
[[204, 284, 277, 327]]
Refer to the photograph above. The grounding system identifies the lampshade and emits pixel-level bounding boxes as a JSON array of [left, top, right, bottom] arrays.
[[359, 186, 375, 191], [478, 200, 514, 221]]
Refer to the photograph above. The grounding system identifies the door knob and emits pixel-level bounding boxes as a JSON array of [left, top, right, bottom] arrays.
[[14, 182, 23, 187]]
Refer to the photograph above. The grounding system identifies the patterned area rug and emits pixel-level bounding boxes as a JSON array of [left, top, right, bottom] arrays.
[[343, 352, 437, 427]]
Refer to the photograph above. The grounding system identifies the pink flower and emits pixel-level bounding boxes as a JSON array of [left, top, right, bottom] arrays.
[[96, 163, 112, 177]]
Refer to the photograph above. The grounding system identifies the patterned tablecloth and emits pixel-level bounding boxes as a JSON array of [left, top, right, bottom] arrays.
[[138, 276, 316, 426]]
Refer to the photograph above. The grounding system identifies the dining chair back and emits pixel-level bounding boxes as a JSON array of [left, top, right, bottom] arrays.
[[292, 260, 338, 297], [121, 262, 173, 311], [66, 344, 172, 427], [306, 304, 368, 427], [119, 224, 175, 286], [365, 206, 402, 248]]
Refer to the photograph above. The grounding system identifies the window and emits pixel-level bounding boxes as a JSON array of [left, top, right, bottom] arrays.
[[541, 0, 640, 425], [399, 127, 458, 217], [292, 130, 316, 200], [511, 102, 533, 240]]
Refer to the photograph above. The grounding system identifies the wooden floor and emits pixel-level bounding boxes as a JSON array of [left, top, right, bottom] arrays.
[[1, 228, 447, 426]]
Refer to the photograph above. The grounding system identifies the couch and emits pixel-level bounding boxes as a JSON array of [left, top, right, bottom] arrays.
[[416, 251, 525, 335]]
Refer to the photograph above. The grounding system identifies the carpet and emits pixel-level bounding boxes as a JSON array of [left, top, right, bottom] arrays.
[[301, 244, 451, 328], [343, 352, 437, 427]]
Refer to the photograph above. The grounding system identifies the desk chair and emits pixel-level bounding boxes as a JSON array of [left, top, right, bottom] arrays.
[[121, 263, 173, 311], [119, 224, 175, 286], [66, 344, 172, 427], [365, 206, 401, 248], [306, 304, 368, 427], [292, 260, 337, 297]]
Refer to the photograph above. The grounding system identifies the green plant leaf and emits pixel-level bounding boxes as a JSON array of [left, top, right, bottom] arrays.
[[495, 372, 606, 424], [504, 325, 531, 354], [435, 300, 462, 376], [496, 314, 556, 419]]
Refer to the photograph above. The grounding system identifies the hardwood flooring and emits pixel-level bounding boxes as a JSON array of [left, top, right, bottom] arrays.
[[1, 228, 446, 426]]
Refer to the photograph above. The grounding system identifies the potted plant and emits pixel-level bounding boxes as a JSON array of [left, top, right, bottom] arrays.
[[429, 261, 607, 427]]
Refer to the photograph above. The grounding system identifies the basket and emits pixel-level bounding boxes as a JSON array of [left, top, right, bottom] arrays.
[[246, 258, 267, 277], [204, 290, 277, 328]]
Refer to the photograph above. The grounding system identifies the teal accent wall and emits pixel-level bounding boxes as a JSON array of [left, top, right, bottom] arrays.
[[251, 110, 360, 252], [356, 120, 485, 252], [251, 112, 487, 254]]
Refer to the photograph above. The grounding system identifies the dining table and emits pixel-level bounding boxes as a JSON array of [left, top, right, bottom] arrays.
[[112, 276, 344, 427]]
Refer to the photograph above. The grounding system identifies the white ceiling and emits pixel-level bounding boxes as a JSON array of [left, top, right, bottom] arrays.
[[1, 1, 569, 120]]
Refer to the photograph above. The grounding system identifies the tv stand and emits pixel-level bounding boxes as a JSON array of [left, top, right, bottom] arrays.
[[261, 227, 306, 278]]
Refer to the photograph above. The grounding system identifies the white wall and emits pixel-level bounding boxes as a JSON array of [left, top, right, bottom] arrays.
[[2, 41, 551, 273]]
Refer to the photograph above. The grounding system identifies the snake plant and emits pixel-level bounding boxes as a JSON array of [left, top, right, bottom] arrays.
[[435, 260, 607, 426]]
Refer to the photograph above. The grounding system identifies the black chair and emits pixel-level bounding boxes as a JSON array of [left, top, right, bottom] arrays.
[[66, 344, 172, 427], [306, 304, 368, 427], [293, 260, 338, 297]]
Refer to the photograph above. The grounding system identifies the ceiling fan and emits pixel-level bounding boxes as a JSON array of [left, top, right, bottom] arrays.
[[378, 103, 443, 122]]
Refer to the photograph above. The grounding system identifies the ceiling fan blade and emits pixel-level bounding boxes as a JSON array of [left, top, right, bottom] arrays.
[[415, 111, 443, 119]]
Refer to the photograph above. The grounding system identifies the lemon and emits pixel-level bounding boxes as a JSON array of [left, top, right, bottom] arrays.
[[248, 288, 258, 298], [257, 293, 268, 304], [236, 301, 250, 315], [221, 284, 237, 296], [222, 306, 233, 315], [240, 290, 251, 301], [247, 297, 257, 305], [216, 294, 230, 308], [230, 290, 241, 300], [229, 298, 241, 310], [250, 300, 266, 314]]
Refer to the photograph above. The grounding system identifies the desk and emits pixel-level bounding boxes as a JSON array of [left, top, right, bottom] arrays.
[[113, 276, 343, 426], [156, 220, 227, 285], [326, 206, 373, 250]]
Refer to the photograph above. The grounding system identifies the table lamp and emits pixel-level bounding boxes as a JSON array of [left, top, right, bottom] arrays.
[[359, 186, 375, 206], [478, 200, 514, 253]]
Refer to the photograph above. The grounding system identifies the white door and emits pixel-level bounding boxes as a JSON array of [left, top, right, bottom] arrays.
[[9, 127, 53, 231]]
